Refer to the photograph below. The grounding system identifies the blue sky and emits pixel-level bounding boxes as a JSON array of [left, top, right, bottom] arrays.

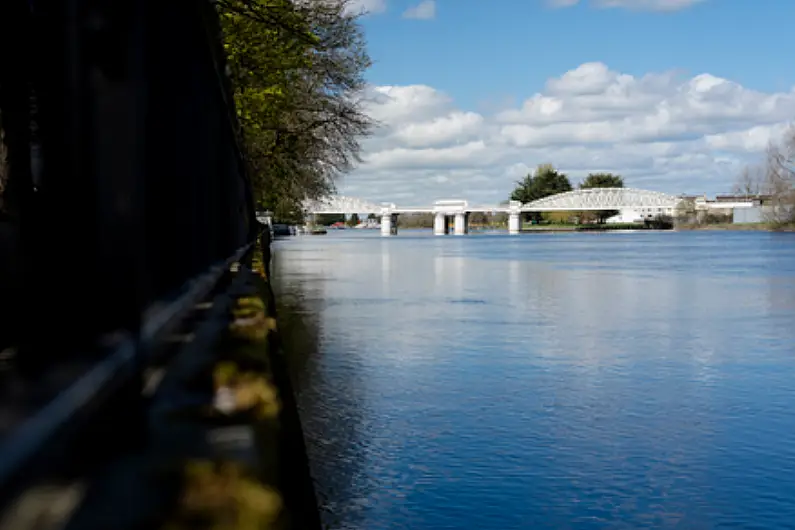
[[340, 0, 795, 204], [364, 0, 795, 102]]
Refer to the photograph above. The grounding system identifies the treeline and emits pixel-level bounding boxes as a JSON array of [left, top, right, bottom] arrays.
[[510, 164, 624, 224], [398, 212, 507, 229], [217, 0, 373, 223]]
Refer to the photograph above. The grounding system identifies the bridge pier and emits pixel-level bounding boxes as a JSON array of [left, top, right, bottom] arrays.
[[434, 212, 449, 235], [508, 201, 522, 235], [508, 212, 521, 234], [454, 212, 468, 235], [381, 212, 398, 236]]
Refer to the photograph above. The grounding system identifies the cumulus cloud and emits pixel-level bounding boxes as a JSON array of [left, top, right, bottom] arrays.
[[402, 0, 436, 19], [549, 0, 706, 11], [340, 62, 795, 204]]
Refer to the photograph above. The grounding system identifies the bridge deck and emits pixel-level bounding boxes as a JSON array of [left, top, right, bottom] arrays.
[[303, 188, 755, 216]]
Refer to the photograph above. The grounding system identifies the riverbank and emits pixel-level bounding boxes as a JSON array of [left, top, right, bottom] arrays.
[[520, 223, 667, 233], [675, 223, 795, 232], [153, 235, 321, 530]]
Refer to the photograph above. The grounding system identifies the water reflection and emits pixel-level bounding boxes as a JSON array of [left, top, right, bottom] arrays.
[[276, 266, 373, 524], [274, 231, 795, 529], [380, 240, 391, 297], [507, 259, 521, 313]]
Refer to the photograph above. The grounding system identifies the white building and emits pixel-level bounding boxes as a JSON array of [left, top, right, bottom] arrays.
[[606, 206, 675, 223]]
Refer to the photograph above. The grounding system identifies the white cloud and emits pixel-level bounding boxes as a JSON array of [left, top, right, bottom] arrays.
[[341, 62, 795, 205], [392, 112, 484, 147], [402, 0, 436, 19], [549, 0, 706, 11], [344, 0, 387, 16], [705, 124, 793, 153]]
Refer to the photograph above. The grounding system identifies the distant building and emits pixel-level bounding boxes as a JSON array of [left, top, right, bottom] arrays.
[[606, 193, 764, 224], [607, 206, 675, 223]]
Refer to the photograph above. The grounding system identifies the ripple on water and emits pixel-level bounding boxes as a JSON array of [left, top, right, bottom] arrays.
[[275, 231, 795, 529]]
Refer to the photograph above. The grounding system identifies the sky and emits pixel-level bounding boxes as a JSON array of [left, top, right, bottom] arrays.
[[339, 0, 795, 206]]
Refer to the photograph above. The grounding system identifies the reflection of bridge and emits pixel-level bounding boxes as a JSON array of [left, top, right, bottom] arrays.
[[303, 188, 686, 236]]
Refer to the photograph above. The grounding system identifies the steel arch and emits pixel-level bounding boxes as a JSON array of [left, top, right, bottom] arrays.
[[522, 188, 682, 211], [302, 195, 383, 214]]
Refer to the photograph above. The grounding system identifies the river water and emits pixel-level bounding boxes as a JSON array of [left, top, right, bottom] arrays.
[[273, 230, 795, 530]]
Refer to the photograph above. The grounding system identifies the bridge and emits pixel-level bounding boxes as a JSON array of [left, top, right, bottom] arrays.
[[303, 188, 690, 235]]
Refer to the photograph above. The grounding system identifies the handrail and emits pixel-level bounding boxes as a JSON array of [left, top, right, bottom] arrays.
[[0, 237, 259, 512], [140, 241, 253, 355], [0, 336, 138, 506]]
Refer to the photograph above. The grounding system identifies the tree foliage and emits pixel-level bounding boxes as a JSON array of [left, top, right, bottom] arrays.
[[509, 164, 571, 223], [510, 164, 572, 204], [217, 0, 373, 222], [579, 173, 624, 189]]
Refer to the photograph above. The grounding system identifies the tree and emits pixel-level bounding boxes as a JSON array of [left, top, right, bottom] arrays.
[[580, 173, 624, 189], [217, 0, 373, 222], [732, 165, 764, 197], [761, 131, 795, 226], [367, 213, 377, 220], [728, 127, 795, 227], [346, 212, 360, 227], [674, 198, 697, 225], [510, 164, 572, 222], [579, 172, 624, 223]]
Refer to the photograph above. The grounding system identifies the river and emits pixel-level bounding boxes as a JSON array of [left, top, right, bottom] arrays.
[[273, 230, 795, 530]]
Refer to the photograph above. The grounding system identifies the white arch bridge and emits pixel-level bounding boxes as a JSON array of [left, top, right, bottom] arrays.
[[301, 188, 687, 235]]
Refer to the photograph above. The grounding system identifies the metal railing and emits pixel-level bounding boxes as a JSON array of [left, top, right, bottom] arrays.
[[0, 237, 259, 517]]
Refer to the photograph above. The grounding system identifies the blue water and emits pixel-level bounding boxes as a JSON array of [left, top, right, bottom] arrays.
[[273, 230, 795, 529]]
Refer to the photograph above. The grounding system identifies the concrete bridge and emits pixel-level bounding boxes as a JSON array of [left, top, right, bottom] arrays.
[[301, 188, 755, 236]]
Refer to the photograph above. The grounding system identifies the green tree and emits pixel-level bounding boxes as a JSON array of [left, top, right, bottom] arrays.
[[346, 213, 360, 227], [579, 173, 624, 189], [510, 164, 572, 222], [578, 172, 624, 223], [218, 0, 373, 222]]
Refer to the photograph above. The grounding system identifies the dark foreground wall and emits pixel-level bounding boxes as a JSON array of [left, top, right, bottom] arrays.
[[0, 0, 256, 359], [0, 1, 320, 527]]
